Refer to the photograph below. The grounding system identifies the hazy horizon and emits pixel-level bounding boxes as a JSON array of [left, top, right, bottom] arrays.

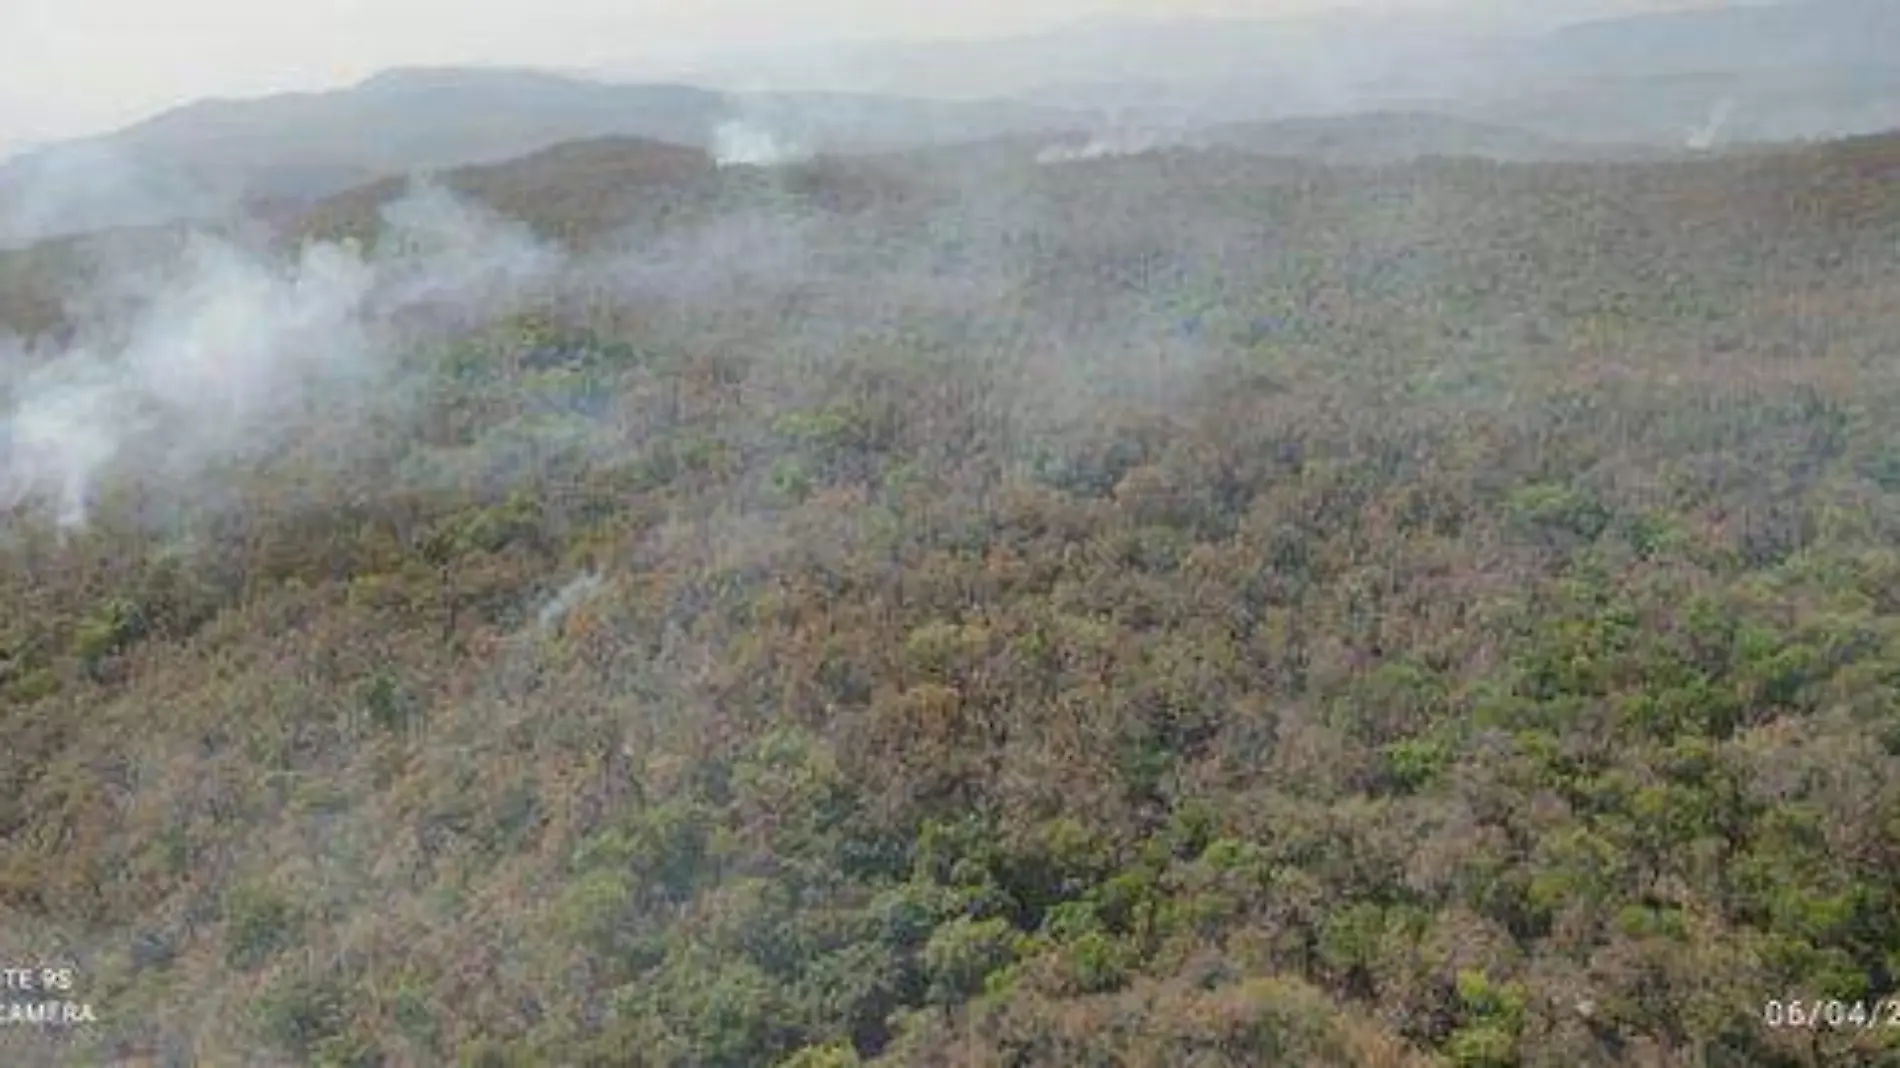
[[1, 0, 1746, 151]]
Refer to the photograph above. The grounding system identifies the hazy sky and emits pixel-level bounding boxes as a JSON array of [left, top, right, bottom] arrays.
[[0, 0, 1728, 149]]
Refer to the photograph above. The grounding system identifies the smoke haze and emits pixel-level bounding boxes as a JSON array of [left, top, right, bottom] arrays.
[[0, 183, 558, 532]]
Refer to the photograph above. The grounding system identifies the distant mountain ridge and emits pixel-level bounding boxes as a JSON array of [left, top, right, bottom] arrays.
[[1532, 0, 1900, 78], [1184, 112, 1680, 165], [4, 0, 1899, 248], [0, 70, 1083, 249], [662, 1, 1900, 144]]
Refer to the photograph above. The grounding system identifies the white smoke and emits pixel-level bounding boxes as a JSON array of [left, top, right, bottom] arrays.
[[0, 351, 121, 530], [0, 140, 232, 250], [375, 182, 562, 310], [711, 120, 811, 168], [0, 182, 559, 532], [1036, 128, 1175, 165], [536, 570, 607, 632], [1686, 98, 1735, 151]]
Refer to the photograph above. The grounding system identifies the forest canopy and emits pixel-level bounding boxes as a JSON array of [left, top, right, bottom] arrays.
[[2, 130, 1900, 1066]]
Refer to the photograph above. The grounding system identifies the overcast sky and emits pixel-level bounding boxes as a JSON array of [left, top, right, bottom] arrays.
[[0, 0, 1732, 150]]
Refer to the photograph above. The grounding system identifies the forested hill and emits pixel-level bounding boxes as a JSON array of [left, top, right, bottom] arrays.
[[0, 70, 1087, 249], [1, 128, 1899, 1065]]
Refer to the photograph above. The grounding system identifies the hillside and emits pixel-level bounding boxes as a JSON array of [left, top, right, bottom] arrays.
[[15, 0, 1899, 250], [0, 70, 720, 248], [113, 68, 723, 178], [1180, 113, 1680, 165], [646, 11, 1537, 102], [1527, 0, 1900, 80], [3, 128, 1900, 1066], [0, 69, 1085, 250], [661, 2, 1900, 149]]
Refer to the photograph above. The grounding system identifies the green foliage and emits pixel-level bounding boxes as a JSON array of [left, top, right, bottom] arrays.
[[422, 491, 547, 562], [457, 1039, 536, 1068], [1318, 901, 1389, 976], [644, 959, 800, 1067], [1, 665, 59, 704], [570, 798, 714, 905], [1446, 1024, 1518, 1068], [1621, 509, 1693, 559], [778, 1042, 862, 1068], [1448, 970, 1530, 1067], [922, 917, 1022, 1007], [223, 882, 305, 970], [1506, 481, 1613, 544], [554, 868, 641, 960], [252, 971, 350, 1058], [1063, 931, 1135, 993], [774, 409, 864, 451], [770, 456, 815, 503], [1379, 737, 1452, 793], [12, 129, 1900, 1068], [900, 620, 989, 684], [72, 596, 145, 667], [360, 668, 419, 733], [388, 978, 439, 1049]]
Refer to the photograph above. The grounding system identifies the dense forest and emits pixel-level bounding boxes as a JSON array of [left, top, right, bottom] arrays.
[[3, 130, 1900, 1066]]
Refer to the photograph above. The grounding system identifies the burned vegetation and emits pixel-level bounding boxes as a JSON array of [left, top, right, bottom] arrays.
[[2, 131, 1900, 1066]]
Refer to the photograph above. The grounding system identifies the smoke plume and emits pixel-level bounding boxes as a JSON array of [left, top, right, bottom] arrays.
[[712, 120, 811, 168], [0, 182, 559, 532]]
